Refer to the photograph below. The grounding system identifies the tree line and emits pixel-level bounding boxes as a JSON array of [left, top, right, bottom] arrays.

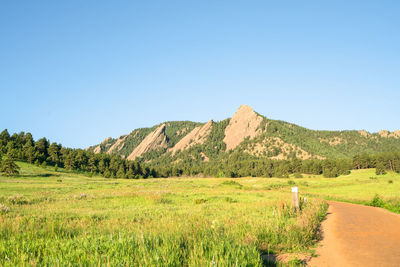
[[153, 151, 400, 178], [0, 129, 158, 178], [1, 128, 399, 178], [352, 152, 400, 175], [152, 152, 352, 178]]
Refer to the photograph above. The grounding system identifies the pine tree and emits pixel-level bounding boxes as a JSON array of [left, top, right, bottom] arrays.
[[103, 168, 111, 178], [48, 142, 60, 165], [376, 162, 386, 175], [35, 137, 49, 163], [0, 129, 10, 153], [0, 154, 20, 175], [88, 156, 97, 173], [116, 165, 126, 178], [126, 168, 134, 179]]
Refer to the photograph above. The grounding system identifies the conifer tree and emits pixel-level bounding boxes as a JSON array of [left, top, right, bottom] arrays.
[[48, 142, 61, 165], [0, 153, 20, 175], [116, 165, 126, 178], [0, 129, 10, 153], [376, 162, 386, 175]]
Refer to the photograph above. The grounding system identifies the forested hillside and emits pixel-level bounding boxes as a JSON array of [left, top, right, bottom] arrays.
[[2, 105, 399, 179], [87, 105, 400, 168], [0, 129, 157, 179]]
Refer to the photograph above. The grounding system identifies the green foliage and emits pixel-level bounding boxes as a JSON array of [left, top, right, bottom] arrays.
[[83, 112, 400, 180], [369, 194, 385, 208], [0, 154, 20, 175], [220, 180, 243, 188], [0, 164, 330, 266], [194, 198, 207, 204], [164, 121, 202, 148], [0, 129, 157, 180]]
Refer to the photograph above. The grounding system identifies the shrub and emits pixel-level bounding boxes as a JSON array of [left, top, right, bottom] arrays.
[[216, 170, 226, 178], [224, 197, 238, 203], [369, 194, 385, 208], [194, 198, 207, 204], [7, 195, 29, 205], [156, 197, 173, 204]]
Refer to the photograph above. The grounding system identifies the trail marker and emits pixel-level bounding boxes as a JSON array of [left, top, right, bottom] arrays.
[[292, 187, 299, 211]]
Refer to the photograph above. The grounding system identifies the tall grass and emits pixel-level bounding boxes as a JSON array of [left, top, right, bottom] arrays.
[[0, 164, 329, 265], [0, 199, 326, 266]]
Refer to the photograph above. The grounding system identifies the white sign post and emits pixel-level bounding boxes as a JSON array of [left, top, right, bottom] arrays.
[[292, 187, 299, 211]]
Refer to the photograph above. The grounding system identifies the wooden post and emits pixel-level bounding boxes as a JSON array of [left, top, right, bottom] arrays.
[[292, 187, 299, 211]]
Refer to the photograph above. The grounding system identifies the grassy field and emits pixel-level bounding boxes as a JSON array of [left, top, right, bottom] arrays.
[[0, 163, 399, 266]]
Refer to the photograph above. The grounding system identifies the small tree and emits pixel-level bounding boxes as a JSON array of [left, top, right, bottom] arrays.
[[116, 165, 126, 178], [376, 162, 386, 175], [1, 155, 20, 175]]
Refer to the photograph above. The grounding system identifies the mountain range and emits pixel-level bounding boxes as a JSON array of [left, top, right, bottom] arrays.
[[87, 105, 400, 164]]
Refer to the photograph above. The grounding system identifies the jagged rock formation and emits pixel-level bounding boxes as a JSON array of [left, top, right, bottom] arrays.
[[87, 104, 400, 162], [107, 135, 127, 154], [127, 124, 167, 160], [359, 130, 370, 137], [93, 145, 101, 154], [223, 105, 263, 151], [379, 130, 400, 139], [170, 120, 213, 155], [90, 137, 112, 154]]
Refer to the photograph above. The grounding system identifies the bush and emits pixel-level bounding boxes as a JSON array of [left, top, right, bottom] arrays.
[[216, 170, 226, 178], [7, 195, 29, 205], [194, 198, 207, 204], [224, 197, 238, 203], [369, 194, 385, 208], [376, 163, 386, 175]]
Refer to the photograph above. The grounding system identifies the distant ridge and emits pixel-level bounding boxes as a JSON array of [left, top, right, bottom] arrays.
[[87, 105, 400, 163]]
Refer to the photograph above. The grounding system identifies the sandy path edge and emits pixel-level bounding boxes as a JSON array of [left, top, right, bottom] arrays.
[[307, 201, 400, 267]]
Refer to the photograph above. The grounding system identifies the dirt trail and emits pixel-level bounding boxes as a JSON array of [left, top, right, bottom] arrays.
[[308, 201, 400, 267]]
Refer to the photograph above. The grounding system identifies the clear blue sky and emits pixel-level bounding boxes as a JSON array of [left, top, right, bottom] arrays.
[[1, 1, 399, 148]]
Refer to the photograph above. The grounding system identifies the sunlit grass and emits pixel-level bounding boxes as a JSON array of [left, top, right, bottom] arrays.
[[0, 163, 398, 265]]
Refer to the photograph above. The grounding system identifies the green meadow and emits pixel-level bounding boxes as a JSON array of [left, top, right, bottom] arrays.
[[0, 163, 399, 266]]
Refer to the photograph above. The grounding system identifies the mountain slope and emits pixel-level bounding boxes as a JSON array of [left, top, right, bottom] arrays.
[[127, 124, 168, 160], [87, 105, 400, 164]]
